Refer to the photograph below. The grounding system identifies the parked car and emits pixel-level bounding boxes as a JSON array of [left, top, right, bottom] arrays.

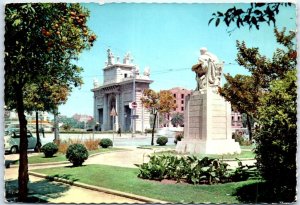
[[4, 130, 39, 154]]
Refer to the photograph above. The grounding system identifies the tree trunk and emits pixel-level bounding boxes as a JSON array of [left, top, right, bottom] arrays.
[[151, 112, 157, 146], [16, 88, 28, 202], [35, 111, 41, 151], [53, 107, 59, 143], [246, 113, 253, 142]]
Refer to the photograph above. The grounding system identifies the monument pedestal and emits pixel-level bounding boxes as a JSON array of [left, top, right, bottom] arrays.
[[176, 88, 241, 155]]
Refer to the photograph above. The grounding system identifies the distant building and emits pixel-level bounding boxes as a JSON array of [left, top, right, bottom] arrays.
[[169, 87, 192, 114], [72, 114, 93, 122], [92, 49, 153, 132], [231, 111, 243, 130], [161, 87, 192, 127]]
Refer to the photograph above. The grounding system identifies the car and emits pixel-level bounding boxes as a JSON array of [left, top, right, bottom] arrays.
[[4, 130, 39, 154]]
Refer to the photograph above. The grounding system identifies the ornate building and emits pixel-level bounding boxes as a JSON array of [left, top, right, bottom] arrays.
[[92, 49, 153, 132]]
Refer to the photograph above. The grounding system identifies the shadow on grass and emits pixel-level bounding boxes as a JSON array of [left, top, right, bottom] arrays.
[[5, 160, 19, 168], [233, 181, 296, 203], [47, 173, 79, 183], [5, 178, 72, 202]]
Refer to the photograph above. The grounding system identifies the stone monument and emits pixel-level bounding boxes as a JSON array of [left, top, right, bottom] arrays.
[[176, 47, 241, 154]]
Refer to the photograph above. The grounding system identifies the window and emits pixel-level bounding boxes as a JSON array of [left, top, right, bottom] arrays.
[[174, 100, 176, 104], [181, 94, 184, 99], [174, 108, 176, 111], [124, 73, 128, 78], [181, 107, 184, 111], [181, 100, 184, 104], [173, 94, 176, 98]]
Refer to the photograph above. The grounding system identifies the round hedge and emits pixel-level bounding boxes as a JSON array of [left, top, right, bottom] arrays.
[[41, 142, 58, 157], [66, 143, 88, 166], [99, 138, 113, 148], [156, 136, 168, 146]]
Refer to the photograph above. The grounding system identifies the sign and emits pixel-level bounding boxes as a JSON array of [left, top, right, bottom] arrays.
[[130, 115, 139, 119], [129, 101, 137, 109]]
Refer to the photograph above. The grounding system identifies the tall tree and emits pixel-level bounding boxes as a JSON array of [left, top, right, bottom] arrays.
[[141, 89, 176, 145], [5, 3, 96, 201], [255, 69, 296, 201]]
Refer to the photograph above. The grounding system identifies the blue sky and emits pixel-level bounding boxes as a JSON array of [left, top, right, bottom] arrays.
[[58, 3, 296, 117]]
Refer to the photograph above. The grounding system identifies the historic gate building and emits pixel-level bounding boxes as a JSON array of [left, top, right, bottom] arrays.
[[92, 49, 153, 132]]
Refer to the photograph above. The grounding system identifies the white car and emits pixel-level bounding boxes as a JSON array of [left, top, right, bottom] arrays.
[[4, 131, 39, 154]]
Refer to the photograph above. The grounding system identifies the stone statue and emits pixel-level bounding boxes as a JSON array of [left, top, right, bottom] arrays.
[[93, 78, 99, 88], [143, 66, 150, 77], [123, 52, 131, 64], [192, 47, 223, 90], [107, 48, 115, 65]]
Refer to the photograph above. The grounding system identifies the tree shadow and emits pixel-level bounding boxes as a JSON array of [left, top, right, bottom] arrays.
[[5, 177, 72, 202], [5, 160, 19, 168], [233, 181, 296, 203]]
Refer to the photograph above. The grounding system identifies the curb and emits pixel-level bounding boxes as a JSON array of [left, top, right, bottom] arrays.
[[29, 171, 169, 204]]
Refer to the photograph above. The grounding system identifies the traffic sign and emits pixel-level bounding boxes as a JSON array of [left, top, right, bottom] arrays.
[[129, 101, 137, 109], [130, 115, 139, 119]]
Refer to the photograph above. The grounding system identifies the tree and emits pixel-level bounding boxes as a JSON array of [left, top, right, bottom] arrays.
[[171, 112, 184, 127], [141, 89, 176, 145], [218, 74, 261, 141], [209, 3, 293, 33], [255, 69, 296, 201], [5, 3, 96, 201]]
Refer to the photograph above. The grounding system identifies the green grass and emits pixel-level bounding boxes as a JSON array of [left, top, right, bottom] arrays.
[[154, 150, 255, 159], [137, 145, 176, 149], [33, 164, 259, 203], [20, 148, 127, 164]]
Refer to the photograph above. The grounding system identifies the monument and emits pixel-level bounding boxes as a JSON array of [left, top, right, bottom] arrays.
[[176, 47, 241, 154]]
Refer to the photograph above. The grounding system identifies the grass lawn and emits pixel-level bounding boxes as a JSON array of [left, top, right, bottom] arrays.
[[19, 148, 127, 164], [153, 150, 255, 160], [33, 164, 259, 203]]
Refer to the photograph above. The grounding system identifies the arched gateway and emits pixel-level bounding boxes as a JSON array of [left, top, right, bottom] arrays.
[[92, 49, 153, 132]]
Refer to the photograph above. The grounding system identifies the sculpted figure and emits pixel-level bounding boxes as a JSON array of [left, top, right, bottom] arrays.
[[192, 47, 222, 90], [107, 48, 115, 65]]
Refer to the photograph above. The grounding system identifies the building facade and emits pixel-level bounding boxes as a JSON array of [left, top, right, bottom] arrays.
[[160, 87, 192, 127], [92, 49, 153, 132]]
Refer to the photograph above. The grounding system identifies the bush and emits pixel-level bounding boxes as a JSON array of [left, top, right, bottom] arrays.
[[41, 142, 58, 158], [156, 136, 168, 146], [99, 138, 113, 148], [84, 137, 100, 150], [174, 132, 184, 144], [66, 143, 88, 166], [136, 155, 259, 184]]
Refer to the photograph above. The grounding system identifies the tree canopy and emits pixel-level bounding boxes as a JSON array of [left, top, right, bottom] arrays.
[[5, 3, 96, 201], [209, 3, 294, 32], [141, 89, 176, 145]]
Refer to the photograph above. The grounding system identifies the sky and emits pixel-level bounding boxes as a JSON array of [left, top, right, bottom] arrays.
[[58, 2, 297, 117]]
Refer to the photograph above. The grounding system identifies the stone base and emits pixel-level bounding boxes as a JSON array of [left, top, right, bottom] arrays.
[[176, 139, 241, 155]]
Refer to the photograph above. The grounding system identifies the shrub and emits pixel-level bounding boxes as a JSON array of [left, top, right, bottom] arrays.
[[66, 143, 88, 166], [41, 142, 58, 158], [99, 138, 113, 148], [174, 132, 184, 144], [84, 137, 100, 150], [136, 155, 259, 184], [156, 136, 168, 146]]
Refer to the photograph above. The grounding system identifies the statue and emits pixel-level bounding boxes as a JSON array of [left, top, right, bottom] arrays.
[[107, 48, 115, 65], [93, 78, 99, 88], [192, 47, 223, 90], [143, 66, 150, 77]]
